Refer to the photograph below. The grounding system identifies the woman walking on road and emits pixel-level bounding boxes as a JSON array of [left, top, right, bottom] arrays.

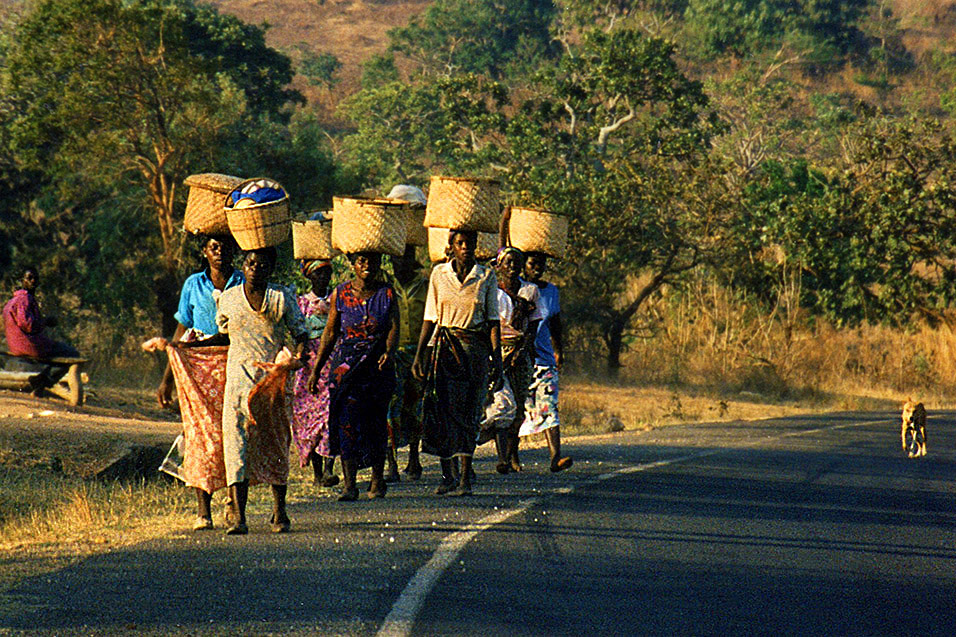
[[481, 246, 541, 473], [157, 234, 243, 531], [412, 230, 502, 496], [520, 252, 572, 472], [179, 247, 309, 535], [292, 258, 338, 487], [308, 252, 399, 501]]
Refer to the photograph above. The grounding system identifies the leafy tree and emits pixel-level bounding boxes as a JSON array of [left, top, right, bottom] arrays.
[[387, 0, 558, 78], [503, 27, 725, 372], [0, 0, 304, 337], [298, 50, 342, 90], [733, 117, 956, 327]]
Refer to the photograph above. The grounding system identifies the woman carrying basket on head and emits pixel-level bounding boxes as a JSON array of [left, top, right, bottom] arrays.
[[157, 234, 243, 531], [412, 229, 503, 496], [308, 251, 399, 501]]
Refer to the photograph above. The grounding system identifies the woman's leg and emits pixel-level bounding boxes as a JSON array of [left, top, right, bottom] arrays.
[[385, 446, 401, 483], [271, 484, 290, 532], [226, 480, 249, 535], [309, 452, 323, 484], [369, 459, 387, 498], [450, 455, 473, 496], [338, 459, 359, 501], [321, 456, 339, 487], [495, 432, 510, 474], [435, 458, 456, 494], [193, 488, 213, 530], [546, 426, 573, 472]]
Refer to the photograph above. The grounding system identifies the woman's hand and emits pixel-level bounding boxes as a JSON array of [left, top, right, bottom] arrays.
[[378, 351, 392, 372], [307, 368, 321, 394], [157, 378, 174, 408], [412, 354, 426, 381]]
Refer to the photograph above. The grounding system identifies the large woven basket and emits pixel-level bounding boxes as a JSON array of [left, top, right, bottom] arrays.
[[332, 197, 407, 257], [184, 173, 244, 235], [424, 176, 500, 233], [292, 215, 337, 260], [508, 206, 568, 259], [428, 228, 498, 262], [225, 178, 291, 250]]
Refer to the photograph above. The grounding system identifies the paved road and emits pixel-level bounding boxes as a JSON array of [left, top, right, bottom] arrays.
[[2, 411, 955, 636]]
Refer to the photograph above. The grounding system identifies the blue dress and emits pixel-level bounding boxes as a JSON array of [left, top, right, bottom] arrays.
[[327, 281, 396, 468]]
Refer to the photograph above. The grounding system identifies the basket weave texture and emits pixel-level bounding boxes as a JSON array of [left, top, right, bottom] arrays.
[[183, 173, 244, 236], [292, 217, 337, 260], [225, 178, 290, 250], [332, 197, 407, 257], [508, 206, 569, 259], [427, 228, 498, 262], [424, 176, 500, 233], [405, 207, 427, 246]]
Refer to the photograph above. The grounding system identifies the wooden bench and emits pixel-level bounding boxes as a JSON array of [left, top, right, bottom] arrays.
[[0, 349, 88, 406]]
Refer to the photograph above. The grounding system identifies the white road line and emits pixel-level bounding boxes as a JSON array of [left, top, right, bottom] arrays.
[[376, 417, 889, 637]]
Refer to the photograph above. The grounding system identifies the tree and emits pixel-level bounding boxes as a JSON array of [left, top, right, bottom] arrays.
[[0, 0, 303, 336], [387, 0, 558, 78], [731, 117, 956, 327], [503, 27, 726, 372]]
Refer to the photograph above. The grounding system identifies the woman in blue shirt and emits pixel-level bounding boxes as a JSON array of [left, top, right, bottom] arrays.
[[157, 234, 243, 530]]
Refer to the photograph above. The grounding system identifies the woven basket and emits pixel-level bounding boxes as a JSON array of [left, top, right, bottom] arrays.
[[424, 176, 500, 233], [183, 173, 244, 235], [405, 206, 427, 247], [225, 178, 290, 250], [508, 206, 569, 259], [331, 197, 407, 257], [428, 228, 498, 262], [292, 216, 337, 260]]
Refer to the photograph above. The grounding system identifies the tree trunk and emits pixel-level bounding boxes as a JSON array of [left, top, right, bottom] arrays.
[[606, 319, 624, 377]]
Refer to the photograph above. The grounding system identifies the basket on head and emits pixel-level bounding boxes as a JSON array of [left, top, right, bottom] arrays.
[[331, 197, 407, 257], [184, 173, 244, 236], [225, 178, 290, 250], [424, 176, 500, 233], [508, 206, 569, 259], [292, 214, 337, 260], [427, 228, 498, 262]]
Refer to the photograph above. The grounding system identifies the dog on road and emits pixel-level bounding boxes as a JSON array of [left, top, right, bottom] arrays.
[[901, 400, 927, 458]]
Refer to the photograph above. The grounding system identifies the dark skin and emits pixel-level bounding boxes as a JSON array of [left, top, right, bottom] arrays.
[[307, 252, 400, 500], [157, 237, 236, 408], [174, 249, 308, 528], [302, 262, 334, 484], [392, 245, 422, 287], [20, 269, 57, 327], [411, 231, 503, 493], [522, 251, 570, 469]]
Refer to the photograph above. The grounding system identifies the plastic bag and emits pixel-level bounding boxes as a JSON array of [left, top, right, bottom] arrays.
[[481, 376, 517, 431]]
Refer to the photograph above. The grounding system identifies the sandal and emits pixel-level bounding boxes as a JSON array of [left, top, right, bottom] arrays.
[[192, 516, 214, 531], [550, 456, 573, 473]]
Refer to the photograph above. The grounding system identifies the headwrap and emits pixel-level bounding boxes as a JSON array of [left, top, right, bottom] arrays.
[[387, 185, 427, 207], [300, 259, 332, 275], [494, 246, 524, 266]]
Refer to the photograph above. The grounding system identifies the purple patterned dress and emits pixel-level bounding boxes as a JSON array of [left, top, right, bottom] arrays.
[[328, 281, 396, 469], [292, 292, 332, 465]]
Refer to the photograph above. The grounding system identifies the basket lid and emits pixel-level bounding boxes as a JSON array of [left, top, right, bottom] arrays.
[[184, 173, 244, 193]]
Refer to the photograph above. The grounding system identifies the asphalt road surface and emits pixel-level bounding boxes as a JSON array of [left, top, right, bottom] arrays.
[[2, 410, 955, 636]]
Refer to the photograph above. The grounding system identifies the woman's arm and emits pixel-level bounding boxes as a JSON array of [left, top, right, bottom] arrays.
[[488, 320, 503, 389], [175, 332, 229, 348], [498, 205, 512, 250], [411, 320, 436, 381], [308, 289, 340, 393], [379, 293, 401, 371], [550, 313, 563, 369]]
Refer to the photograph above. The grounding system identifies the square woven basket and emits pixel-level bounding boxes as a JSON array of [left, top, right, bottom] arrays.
[[424, 176, 500, 233], [331, 197, 408, 257]]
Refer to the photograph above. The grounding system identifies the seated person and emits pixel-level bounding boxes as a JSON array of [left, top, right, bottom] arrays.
[[3, 267, 79, 386]]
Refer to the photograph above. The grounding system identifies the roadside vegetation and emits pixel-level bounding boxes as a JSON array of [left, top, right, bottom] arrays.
[[2, 0, 956, 588]]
